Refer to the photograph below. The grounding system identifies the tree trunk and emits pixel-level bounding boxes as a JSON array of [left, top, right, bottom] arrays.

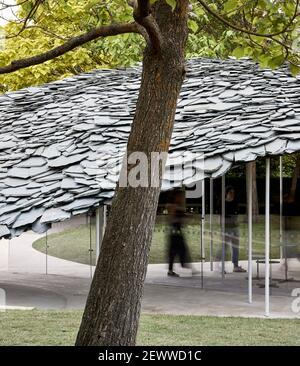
[[75, 1, 189, 346]]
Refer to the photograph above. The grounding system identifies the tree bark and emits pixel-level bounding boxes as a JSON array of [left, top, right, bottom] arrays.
[[75, 0, 190, 346], [0, 23, 142, 74]]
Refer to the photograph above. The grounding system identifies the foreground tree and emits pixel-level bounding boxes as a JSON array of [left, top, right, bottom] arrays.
[[1, 0, 300, 346]]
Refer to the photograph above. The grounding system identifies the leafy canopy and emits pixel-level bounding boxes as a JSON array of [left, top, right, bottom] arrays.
[[0, 0, 144, 91], [0, 0, 299, 91]]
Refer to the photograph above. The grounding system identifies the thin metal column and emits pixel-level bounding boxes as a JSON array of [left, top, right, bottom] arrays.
[[96, 207, 100, 261], [96, 205, 107, 261], [221, 174, 226, 281], [265, 158, 271, 317], [45, 231, 48, 275], [279, 156, 284, 261], [247, 163, 253, 304], [210, 178, 214, 271], [89, 213, 93, 278], [201, 179, 205, 288]]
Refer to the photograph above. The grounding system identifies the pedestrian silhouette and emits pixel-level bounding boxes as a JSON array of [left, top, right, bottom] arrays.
[[217, 186, 246, 273], [166, 189, 193, 277]]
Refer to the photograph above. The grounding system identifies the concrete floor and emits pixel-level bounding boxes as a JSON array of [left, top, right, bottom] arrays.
[[0, 232, 92, 277], [0, 266, 299, 318], [0, 232, 299, 318]]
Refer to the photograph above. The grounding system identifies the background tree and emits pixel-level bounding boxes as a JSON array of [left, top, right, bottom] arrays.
[[0, 0, 300, 346], [0, 0, 144, 91], [2, 0, 299, 91]]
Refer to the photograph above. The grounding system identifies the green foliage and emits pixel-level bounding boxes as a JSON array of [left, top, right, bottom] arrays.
[[290, 63, 300, 76], [228, 153, 299, 179], [188, 0, 300, 71], [0, 0, 300, 91], [165, 0, 177, 10], [0, 0, 144, 91]]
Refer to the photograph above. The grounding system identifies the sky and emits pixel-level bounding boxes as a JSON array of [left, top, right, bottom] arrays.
[[0, 0, 16, 26]]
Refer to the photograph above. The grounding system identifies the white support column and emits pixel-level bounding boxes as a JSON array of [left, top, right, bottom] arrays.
[[89, 214, 93, 278], [246, 163, 253, 304], [201, 179, 205, 288], [201, 179, 205, 259], [210, 178, 214, 271], [221, 174, 226, 281], [265, 158, 271, 317], [96, 205, 107, 261], [45, 231, 48, 275], [279, 156, 283, 260]]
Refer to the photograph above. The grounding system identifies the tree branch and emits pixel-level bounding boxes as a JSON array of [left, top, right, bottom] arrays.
[[132, 0, 163, 53], [135, 0, 151, 18], [5, 0, 44, 39], [197, 0, 299, 38], [0, 22, 142, 74]]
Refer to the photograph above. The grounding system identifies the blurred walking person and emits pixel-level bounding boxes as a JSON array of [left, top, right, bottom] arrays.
[[218, 186, 246, 273], [166, 189, 193, 277]]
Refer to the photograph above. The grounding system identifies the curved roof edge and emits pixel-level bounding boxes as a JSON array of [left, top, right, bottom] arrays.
[[1, 57, 300, 238]]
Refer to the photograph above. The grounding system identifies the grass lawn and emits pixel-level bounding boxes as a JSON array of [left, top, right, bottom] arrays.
[[33, 215, 293, 265], [0, 310, 299, 346]]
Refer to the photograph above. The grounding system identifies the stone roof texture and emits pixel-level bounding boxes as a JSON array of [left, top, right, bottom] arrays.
[[1, 57, 300, 238]]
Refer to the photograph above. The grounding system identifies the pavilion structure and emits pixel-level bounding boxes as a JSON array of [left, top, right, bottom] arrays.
[[1, 57, 300, 316]]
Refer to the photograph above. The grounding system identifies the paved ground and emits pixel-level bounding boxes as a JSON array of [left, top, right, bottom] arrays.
[[0, 232, 300, 318], [0, 232, 91, 278]]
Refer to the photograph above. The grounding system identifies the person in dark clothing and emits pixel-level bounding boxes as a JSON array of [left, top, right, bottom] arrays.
[[166, 189, 192, 277], [218, 186, 246, 273]]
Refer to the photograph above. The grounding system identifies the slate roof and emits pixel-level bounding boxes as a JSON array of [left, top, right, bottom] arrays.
[[1, 57, 300, 238]]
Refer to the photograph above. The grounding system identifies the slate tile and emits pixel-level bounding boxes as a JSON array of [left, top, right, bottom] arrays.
[[2, 57, 300, 235], [48, 153, 88, 168], [40, 208, 71, 223], [12, 207, 45, 228]]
